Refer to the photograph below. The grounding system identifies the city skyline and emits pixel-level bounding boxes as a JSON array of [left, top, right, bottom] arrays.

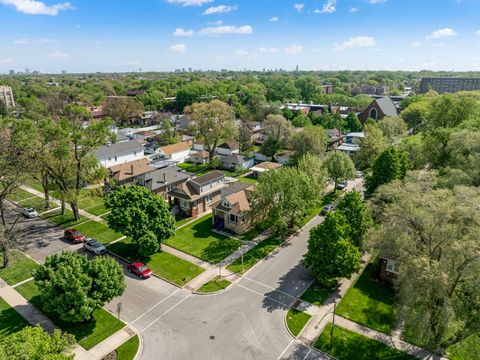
[[1, 0, 480, 73]]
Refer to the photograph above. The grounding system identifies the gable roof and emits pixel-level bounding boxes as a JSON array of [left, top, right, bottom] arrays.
[[109, 158, 154, 182], [192, 171, 224, 185], [252, 161, 282, 171], [375, 97, 398, 117], [95, 140, 144, 159], [191, 150, 209, 159], [218, 141, 239, 150], [221, 154, 252, 164], [215, 182, 254, 214], [144, 168, 192, 191], [159, 142, 190, 155]]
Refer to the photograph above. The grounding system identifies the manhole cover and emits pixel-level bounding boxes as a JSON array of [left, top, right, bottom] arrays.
[[209, 336, 215, 340]]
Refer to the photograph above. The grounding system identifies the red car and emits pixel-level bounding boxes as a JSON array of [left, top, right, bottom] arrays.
[[127, 262, 153, 279], [64, 229, 85, 244]]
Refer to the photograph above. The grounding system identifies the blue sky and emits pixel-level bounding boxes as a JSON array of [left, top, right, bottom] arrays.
[[1, 0, 480, 73]]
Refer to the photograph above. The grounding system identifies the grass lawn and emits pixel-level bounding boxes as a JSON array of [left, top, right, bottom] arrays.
[[238, 175, 257, 185], [197, 276, 231, 293], [7, 188, 35, 203], [74, 221, 123, 244], [286, 309, 311, 337], [78, 193, 104, 210], [336, 263, 397, 334], [175, 215, 193, 228], [300, 206, 323, 227], [446, 333, 480, 360], [0, 250, 39, 285], [116, 335, 139, 360], [300, 282, 337, 306], [322, 189, 345, 206], [25, 179, 44, 193], [15, 280, 124, 350], [85, 203, 109, 216], [17, 197, 56, 213], [107, 239, 204, 286], [227, 236, 283, 274], [177, 162, 209, 174], [41, 209, 88, 229], [314, 323, 415, 360], [239, 225, 266, 241], [164, 215, 242, 264], [0, 297, 30, 339]]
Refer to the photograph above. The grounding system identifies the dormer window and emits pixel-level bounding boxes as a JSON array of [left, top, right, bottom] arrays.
[[222, 200, 230, 208]]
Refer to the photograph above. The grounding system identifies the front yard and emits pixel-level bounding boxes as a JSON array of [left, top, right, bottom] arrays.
[[15, 280, 124, 350], [41, 209, 88, 228], [0, 250, 39, 285], [286, 309, 311, 337], [336, 262, 397, 334], [74, 220, 123, 244], [164, 215, 242, 264], [107, 239, 205, 286], [300, 282, 337, 307], [0, 297, 29, 339], [314, 323, 415, 360]]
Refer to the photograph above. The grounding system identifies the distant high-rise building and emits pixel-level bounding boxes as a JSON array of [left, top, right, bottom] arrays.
[[419, 77, 480, 94], [0, 86, 15, 108], [25, 68, 30, 74], [188, 67, 192, 73], [61, 70, 67, 75], [295, 65, 299, 72], [8, 70, 14, 75]]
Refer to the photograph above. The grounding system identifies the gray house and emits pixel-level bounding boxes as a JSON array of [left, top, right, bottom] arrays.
[[221, 154, 255, 171]]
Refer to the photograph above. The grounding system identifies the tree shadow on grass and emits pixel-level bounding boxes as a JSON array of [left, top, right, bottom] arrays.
[[201, 238, 242, 264]]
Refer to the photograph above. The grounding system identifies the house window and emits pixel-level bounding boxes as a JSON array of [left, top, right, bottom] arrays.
[[229, 214, 238, 223], [369, 108, 378, 120], [114, 156, 118, 161], [180, 200, 189, 209], [386, 259, 398, 274], [222, 200, 230, 208], [205, 194, 212, 203]]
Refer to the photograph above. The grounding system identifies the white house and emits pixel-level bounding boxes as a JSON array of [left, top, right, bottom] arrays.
[[158, 142, 191, 164], [216, 142, 240, 156], [95, 140, 145, 168]]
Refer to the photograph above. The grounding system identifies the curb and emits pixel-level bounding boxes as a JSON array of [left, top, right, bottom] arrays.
[[283, 309, 297, 340], [192, 278, 235, 296], [131, 325, 144, 360]]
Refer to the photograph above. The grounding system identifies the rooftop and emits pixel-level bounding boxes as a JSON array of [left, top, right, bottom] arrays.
[[95, 140, 144, 159]]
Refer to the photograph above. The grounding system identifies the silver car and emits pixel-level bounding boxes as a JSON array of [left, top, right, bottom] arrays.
[[83, 238, 107, 256], [21, 207, 38, 218]]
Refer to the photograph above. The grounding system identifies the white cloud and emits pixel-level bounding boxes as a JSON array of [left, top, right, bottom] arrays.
[[476, 30, 480, 37], [14, 37, 54, 44], [173, 28, 194, 37], [0, 0, 74, 15], [334, 36, 376, 51], [170, 43, 187, 53], [368, 0, 386, 3], [269, 16, 278, 22], [260, 46, 279, 53], [203, 5, 236, 15], [425, 28, 457, 40], [199, 25, 253, 35], [350, 7, 358, 13], [409, 41, 422, 48], [284, 44, 303, 55], [294, 3, 304, 12], [49, 51, 70, 59], [236, 49, 248, 56], [314, 0, 336, 14], [166, 0, 212, 6]]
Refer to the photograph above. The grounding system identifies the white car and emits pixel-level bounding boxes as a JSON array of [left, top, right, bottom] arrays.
[[21, 207, 38, 218], [83, 238, 107, 256]]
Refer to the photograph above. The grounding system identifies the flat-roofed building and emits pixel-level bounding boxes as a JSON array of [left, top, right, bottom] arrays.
[[419, 77, 480, 94], [0, 86, 15, 108]]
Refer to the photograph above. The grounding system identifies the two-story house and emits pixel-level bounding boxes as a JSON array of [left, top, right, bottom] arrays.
[[168, 171, 226, 218], [212, 182, 254, 234], [158, 142, 191, 164], [139, 166, 193, 198], [109, 158, 155, 185], [95, 140, 145, 168]]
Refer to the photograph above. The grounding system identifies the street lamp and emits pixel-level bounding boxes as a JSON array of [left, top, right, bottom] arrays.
[[314, 303, 337, 349]]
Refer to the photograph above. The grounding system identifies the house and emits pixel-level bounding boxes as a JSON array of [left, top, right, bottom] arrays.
[[158, 142, 191, 164], [193, 140, 205, 151], [109, 158, 155, 185], [250, 161, 282, 177], [212, 182, 254, 235], [337, 143, 361, 156], [189, 151, 210, 164], [168, 171, 226, 218], [253, 151, 269, 163], [245, 121, 263, 141], [326, 128, 344, 150], [345, 132, 365, 144], [221, 154, 254, 171], [216, 141, 240, 156], [181, 135, 195, 147], [133, 130, 156, 141], [359, 97, 398, 123], [378, 257, 398, 282], [275, 151, 294, 165], [95, 140, 145, 168], [139, 167, 193, 197]]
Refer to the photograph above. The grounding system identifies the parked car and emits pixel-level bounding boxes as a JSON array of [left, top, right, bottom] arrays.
[[356, 170, 364, 178], [21, 207, 38, 218], [127, 262, 153, 279], [64, 229, 85, 244], [336, 181, 348, 190], [83, 238, 107, 255], [320, 204, 335, 215]]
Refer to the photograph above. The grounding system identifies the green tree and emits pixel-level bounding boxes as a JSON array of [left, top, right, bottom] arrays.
[[296, 75, 320, 102], [157, 116, 180, 145], [345, 112, 363, 132], [261, 114, 292, 161], [336, 190, 370, 248], [291, 126, 328, 159], [238, 122, 253, 153], [399, 134, 427, 170], [103, 96, 143, 126], [176, 82, 211, 111], [34, 252, 125, 323], [297, 154, 327, 190], [401, 100, 429, 131], [377, 116, 407, 145], [324, 151, 356, 192], [0, 326, 75, 360], [0, 99, 7, 117], [365, 147, 410, 196], [105, 185, 175, 256], [356, 124, 388, 169], [304, 212, 361, 287], [251, 167, 321, 235], [186, 100, 237, 161], [367, 173, 480, 351]]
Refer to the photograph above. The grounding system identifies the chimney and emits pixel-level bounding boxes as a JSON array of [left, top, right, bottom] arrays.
[[163, 172, 167, 183]]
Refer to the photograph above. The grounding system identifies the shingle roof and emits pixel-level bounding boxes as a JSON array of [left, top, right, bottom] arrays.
[[95, 140, 144, 159], [159, 142, 191, 155], [218, 141, 239, 150], [375, 97, 398, 117], [145, 168, 192, 191], [109, 158, 154, 182], [192, 171, 224, 185], [221, 154, 252, 165], [252, 161, 282, 171]]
